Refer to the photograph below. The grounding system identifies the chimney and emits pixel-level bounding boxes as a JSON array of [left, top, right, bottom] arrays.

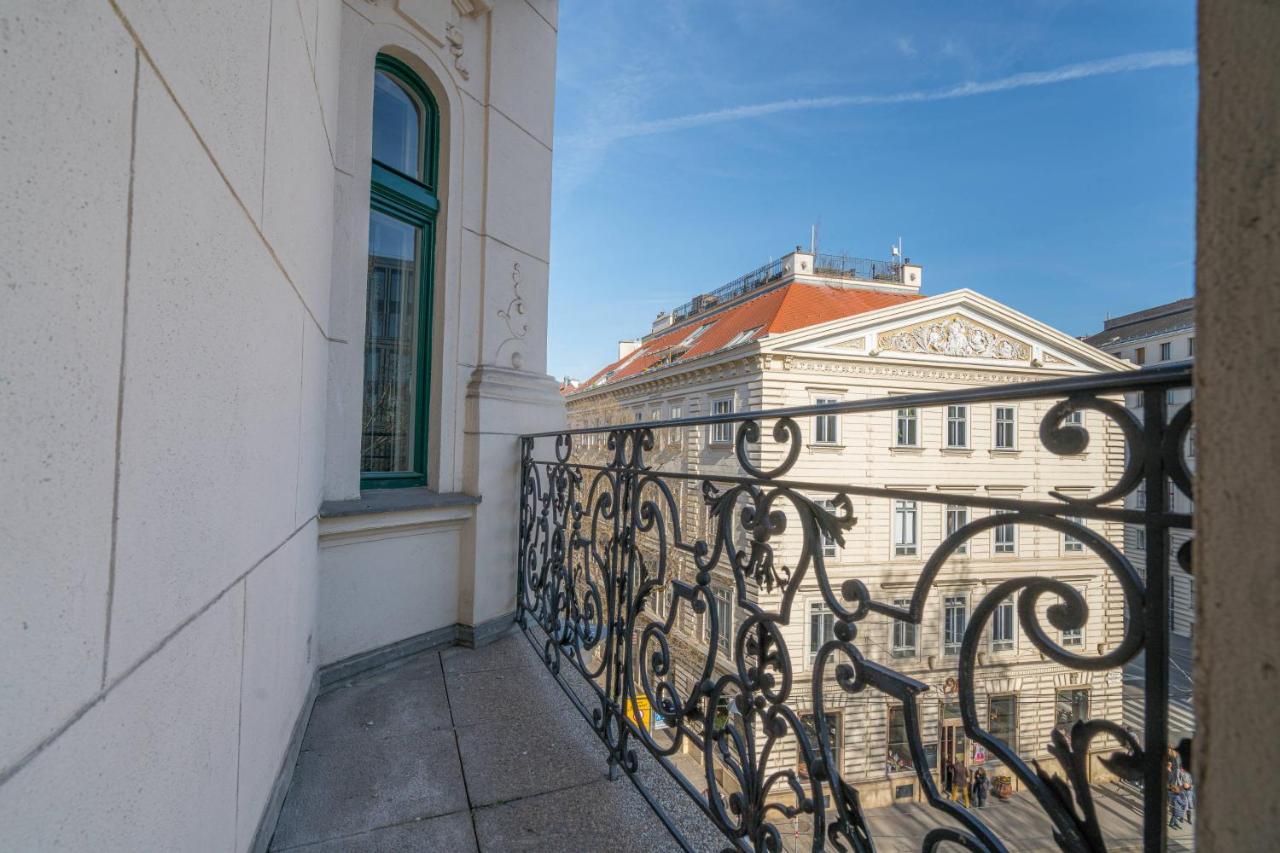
[[618, 339, 642, 359]]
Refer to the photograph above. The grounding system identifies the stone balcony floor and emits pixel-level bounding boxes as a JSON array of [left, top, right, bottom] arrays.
[[270, 627, 1195, 852], [268, 628, 722, 851]]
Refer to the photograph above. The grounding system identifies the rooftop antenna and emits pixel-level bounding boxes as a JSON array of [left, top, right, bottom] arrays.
[[891, 236, 903, 264]]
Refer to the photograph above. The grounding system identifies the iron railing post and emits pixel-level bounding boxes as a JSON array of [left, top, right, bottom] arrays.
[[1141, 389, 1170, 850]]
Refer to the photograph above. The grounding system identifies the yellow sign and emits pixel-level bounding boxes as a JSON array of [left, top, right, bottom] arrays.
[[626, 695, 652, 731]]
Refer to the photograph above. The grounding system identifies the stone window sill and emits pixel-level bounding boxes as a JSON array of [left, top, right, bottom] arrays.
[[319, 487, 481, 518], [318, 488, 481, 543]]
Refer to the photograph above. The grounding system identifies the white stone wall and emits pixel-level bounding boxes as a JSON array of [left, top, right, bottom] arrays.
[[0, 0, 562, 848]]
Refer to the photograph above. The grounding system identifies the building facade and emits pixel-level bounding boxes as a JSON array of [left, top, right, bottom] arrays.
[[564, 250, 1131, 809], [1084, 299, 1196, 639], [1, 1, 563, 848]]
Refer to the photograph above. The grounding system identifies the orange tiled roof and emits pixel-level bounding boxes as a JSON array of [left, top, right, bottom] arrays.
[[574, 283, 921, 393]]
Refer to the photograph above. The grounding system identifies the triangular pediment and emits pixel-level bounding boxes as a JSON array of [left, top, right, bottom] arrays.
[[764, 290, 1126, 373]]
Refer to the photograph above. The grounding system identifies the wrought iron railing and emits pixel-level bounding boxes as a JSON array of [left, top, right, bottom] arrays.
[[813, 253, 904, 284], [670, 258, 789, 323], [516, 363, 1194, 851]]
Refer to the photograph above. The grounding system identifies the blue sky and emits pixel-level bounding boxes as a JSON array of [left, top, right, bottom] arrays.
[[547, 1, 1197, 381]]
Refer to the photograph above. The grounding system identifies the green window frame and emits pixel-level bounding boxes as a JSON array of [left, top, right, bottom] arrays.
[[361, 55, 439, 489]]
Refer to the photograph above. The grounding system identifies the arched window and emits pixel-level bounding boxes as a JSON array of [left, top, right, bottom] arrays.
[[361, 55, 438, 488]]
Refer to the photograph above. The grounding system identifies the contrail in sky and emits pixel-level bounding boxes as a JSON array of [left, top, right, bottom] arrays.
[[562, 49, 1194, 147]]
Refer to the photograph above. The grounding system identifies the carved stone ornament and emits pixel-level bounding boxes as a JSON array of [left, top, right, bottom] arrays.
[[495, 262, 528, 369], [877, 314, 1031, 361], [445, 23, 469, 80]]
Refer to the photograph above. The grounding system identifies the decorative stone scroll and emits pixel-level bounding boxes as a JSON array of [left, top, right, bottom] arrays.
[[877, 314, 1031, 361]]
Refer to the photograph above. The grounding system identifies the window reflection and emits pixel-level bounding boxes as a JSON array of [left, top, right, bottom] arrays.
[[372, 70, 422, 177]]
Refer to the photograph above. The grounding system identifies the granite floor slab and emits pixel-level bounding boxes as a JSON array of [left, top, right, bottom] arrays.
[[269, 632, 686, 851]]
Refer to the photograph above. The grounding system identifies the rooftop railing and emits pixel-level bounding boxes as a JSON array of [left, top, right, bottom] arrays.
[[670, 258, 788, 324], [813, 253, 905, 284], [517, 363, 1194, 851]]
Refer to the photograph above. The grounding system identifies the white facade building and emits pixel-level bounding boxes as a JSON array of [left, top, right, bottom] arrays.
[[0, 1, 562, 849], [564, 249, 1132, 808], [1084, 299, 1196, 639]]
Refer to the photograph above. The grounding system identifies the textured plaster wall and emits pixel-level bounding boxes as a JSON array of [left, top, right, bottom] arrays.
[[1195, 1, 1280, 849], [0, 1, 336, 848]]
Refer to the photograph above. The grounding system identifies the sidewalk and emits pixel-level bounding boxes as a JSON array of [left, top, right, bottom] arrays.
[[775, 784, 1194, 851]]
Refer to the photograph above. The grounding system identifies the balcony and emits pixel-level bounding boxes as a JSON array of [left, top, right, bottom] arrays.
[[267, 365, 1195, 850], [501, 364, 1195, 851]]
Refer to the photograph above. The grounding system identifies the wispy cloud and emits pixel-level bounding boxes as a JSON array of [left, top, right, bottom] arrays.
[[561, 49, 1193, 149], [895, 37, 918, 58]]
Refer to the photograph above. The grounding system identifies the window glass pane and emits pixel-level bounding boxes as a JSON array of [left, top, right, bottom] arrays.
[[943, 595, 966, 655], [896, 408, 917, 446], [886, 705, 914, 772], [809, 601, 834, 663], [1055, 688, 1089, 733], [817, 500, 839, 558], [362, 210, 422, 473], [992, 597, 1015, 650], [891, 597, 916, 657], [1064, 516, 1085, 552], [945, 505, 969, 554], [989, 695, 1017, 748], [372, 70, 423, 177], [894, 500, 917, 555]]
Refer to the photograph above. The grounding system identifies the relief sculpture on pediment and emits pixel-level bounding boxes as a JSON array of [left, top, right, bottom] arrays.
[[877, 314, 1031, 361]]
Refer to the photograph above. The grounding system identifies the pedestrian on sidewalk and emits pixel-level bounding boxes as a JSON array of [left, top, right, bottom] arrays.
[[1170, 767, 1194, 829], [942, 761, 953, 798], [950, 758, 970, 807], [972, 768, 990, 808]]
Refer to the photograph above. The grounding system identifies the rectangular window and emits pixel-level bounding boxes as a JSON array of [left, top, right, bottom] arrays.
[[891, 598, 917, 658], [946, 405, 969, 448], [991, 597, 1015, 651], [1134, 346, 1146, 365], [817, 499, 839, 558], [895, 408, 919, 447], [711, 398, 734, 444], [1160, 342, 1172, 361], [1134, 525, 1147, 550], [797, 713, 842, 780], [712, 587, 733, 653], [1055, 688, 1089, 733], [943, 595, 967, 656], [1061, 588, 1084, 646], [886, 705, 915, 773], [651, 409, 661, 422], [993, 511, 1016, 554], [1187, 337, 1195, 357], [1135, 491, 1146, 510], [650, 584, 671, 619], [635, 411, 643, 422], [945, 505, 969, 555], [1063, 516, 1085, 553], [1065, 410, 1084, 426], [1166, 389, 1178, 408], [809, 601, 835, 665], [893, 500, 918, 556], [989, 695, 1017, 750], [814, 397, 839, 444], [994, 406, 1016, 449]]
